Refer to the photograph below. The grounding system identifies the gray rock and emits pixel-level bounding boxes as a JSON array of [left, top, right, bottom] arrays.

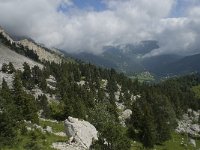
[[19, 39, 62, 63], [54, 132, 66, 137], [191, 124, 200, 133], [64, 116, 98, 149], [52, 142, 85, 150], [119, 109, 132, 126], [46, 126, 53, 133], [122, 109, 132, 120], [189, 138, 196, 147], [176, 109, 200, 138]]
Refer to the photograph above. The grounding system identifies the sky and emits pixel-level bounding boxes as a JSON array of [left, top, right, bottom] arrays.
[[0, 0, 200, 56]]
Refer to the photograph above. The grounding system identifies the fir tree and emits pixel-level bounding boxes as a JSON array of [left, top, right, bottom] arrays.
[[1, 63, 8, 73], [8, 62, 15, 74]]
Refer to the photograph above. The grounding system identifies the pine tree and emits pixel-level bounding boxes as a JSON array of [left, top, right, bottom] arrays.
[[8, 62, 15, 74], [1, 78, 11, 101], [22, 93, 38, 123], [22, 62, 31, 80], [0, 103, 17, 146], [141, 104, 156, 148], [1, 63, 8, 73], [13, 72, 23, 97], [108, 92, 118, 121], [118, 92, 124, 103], [32, 65, 42, 85], [151, 94, 176, 143], [13, 72, 38, 123], [0, 92, 17, 147], [63, 94, 73, 117], [22, 62, 34, 89], [38, 95, 51, 118], [92, 122, 131, 150]]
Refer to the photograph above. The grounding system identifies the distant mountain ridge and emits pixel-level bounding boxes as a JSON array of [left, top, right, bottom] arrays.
[[70, 40, 160, 73], [155, 53, 200, 76], [69, 40, 200, 77]]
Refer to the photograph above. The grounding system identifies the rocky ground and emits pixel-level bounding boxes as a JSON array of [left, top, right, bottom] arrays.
[[19, 39, 62, 63], [176, 109, 200, 148], [0, 44, 43, 70], [0, 44, 43, 87]]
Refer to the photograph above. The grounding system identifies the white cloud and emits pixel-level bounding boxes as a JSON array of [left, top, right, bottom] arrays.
[[0, 0, 200, 56]]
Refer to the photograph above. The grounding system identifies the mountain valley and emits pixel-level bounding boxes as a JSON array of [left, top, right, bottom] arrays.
[[0, 26, 200, 150]]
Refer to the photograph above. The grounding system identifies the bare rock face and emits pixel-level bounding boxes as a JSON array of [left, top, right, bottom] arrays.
[[19, 39, 62, 63], [0, 44, 43, 87], [0, 26, 62, 64], [0, 27, 14, 44], [64, 116, 98, 149], [0, 44, 43, 70], [176, 109, 200, 138]]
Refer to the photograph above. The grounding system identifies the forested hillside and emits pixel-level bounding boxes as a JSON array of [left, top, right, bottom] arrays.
[[0, 26, 200, 150], [1, 59, 200, 149]]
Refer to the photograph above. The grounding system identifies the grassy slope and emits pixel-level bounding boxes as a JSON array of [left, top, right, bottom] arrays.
[[1, 120, 67, 150], [2, 131, 66, 150], [131, 133, 200, 150], [130, 72, 155, 83], [39, 120, 65, 133]]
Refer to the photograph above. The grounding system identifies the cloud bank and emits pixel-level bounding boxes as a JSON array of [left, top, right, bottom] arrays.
[[0, 0, 200, 56]]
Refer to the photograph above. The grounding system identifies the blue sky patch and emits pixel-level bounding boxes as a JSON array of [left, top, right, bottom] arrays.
[[58, 0, 106, 13], [73, 0, 106, 11]]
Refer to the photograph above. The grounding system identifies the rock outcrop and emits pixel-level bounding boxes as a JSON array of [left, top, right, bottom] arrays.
[[122, 109, 132, 120], [119, 109, 132, 126], [0, 44, 43, 87], [0, 26, 14, 44], [64, 116, 98, 149], [0, 26, 62, 64], [176, 109, 200, 138], [19, 39, 62, 63], [46, 75, 57, 90]]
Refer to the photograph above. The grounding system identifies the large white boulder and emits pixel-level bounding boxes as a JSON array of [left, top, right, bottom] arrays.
[[119, 109, 132, 126], [64, 116, 98, 149]]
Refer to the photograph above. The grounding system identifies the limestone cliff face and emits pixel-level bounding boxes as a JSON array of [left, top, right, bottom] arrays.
[[0, 26, 63, 87], [19, 39, 62, 63], [0, 26, 63, 64], [0, 26, 14, 44]]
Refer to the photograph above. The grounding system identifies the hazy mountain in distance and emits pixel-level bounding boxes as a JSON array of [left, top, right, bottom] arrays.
[[69, 40, 200, 77], [70, 40, 160, 73], [142, 54, 183, 73], [155, 53, 200, 76]]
